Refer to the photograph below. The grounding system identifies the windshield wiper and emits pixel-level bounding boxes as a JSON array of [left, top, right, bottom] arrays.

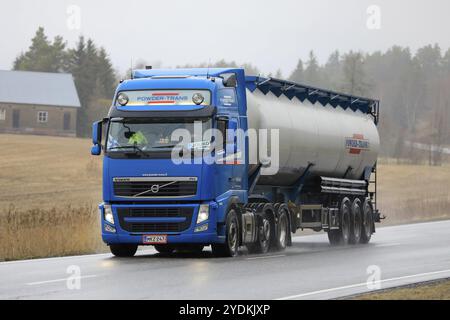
[[108, 145, 149, 158], [150, 144, 178, 149]]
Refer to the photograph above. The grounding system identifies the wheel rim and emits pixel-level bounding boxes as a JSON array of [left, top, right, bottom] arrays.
[[228, 218, 237, 251], [342, 206, 350, 241], [363, 204, 372, 237], [354, 209, 361, 240], [278, 213, 287, 247], [260, 218, 270, 247]]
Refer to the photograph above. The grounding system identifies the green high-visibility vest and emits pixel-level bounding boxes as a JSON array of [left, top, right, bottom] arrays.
[[128, 131, 148, 145]]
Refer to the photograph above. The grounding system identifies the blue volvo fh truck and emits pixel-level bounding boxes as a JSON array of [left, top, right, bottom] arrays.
[[91, 68, 381, 257]]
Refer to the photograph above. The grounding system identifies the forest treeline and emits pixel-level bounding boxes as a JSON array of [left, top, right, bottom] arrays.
[[13, 27, 450, 164]]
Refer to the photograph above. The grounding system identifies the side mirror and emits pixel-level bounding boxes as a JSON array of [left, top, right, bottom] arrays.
[[91, 120, 103, 156], [91, 144, 101, 156], [92, 120, 102, 145]]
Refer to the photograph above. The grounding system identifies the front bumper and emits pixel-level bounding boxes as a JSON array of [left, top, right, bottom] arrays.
[[99, 202, 224, 245]]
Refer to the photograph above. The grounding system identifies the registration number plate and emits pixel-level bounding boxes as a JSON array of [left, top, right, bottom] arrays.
[[142, 234, 167, 244]]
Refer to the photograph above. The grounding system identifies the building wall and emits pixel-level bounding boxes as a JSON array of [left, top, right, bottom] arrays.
[[0, 103, 77, 137]]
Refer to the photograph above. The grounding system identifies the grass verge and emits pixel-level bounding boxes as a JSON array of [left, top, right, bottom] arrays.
[[0, 205, 106, 261], [352, 278, 450, 300]]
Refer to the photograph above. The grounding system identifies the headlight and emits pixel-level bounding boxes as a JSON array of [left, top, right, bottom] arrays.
[[117, 93, 129, 106], [104, 204, 114, 225], [192, 93, 204, 105], [196, 204, 209, 224]]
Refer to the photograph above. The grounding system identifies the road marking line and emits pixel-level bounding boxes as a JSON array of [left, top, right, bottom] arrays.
[[246, 254, 286, 260], [374, 242, 402, 247], [26, 275, 98, 286], [0, 249, 156, 265], [276, 269, 450, 300]]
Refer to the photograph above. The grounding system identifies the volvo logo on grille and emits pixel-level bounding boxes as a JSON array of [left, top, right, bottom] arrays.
[[150, 184, 160, 193]]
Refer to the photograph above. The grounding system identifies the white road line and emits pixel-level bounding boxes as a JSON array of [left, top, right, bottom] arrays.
[[26, 275, 98, 286], [0, 249, 156, 265], [246, 254, 286, 260], [276, 269, 450, 300], [374, 242, 402, 247]]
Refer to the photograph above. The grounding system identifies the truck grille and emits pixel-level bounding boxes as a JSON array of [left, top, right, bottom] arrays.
[[113, 177, 197, 198], [117, 207, 193, 233]]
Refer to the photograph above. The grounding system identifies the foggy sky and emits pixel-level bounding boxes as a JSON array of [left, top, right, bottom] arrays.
[[1, 0, 450, 76]]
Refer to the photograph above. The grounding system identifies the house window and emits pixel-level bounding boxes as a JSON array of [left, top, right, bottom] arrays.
[[37, 111, 48, 123], [0, 109, 5, 121]]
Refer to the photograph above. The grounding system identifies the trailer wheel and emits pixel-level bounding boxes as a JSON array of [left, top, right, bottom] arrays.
[[349, 198, 362, 244], [212, 209, 239, 257], [327, 229, 341, 245], [275, 206, 289, 250], [340, 198, 351, 245], [360, 199, 373, 244], [247, 211, 271, 254], [328, 198, 351, 246], [109, 244, 138, 257], [154, 245, 175, 254]]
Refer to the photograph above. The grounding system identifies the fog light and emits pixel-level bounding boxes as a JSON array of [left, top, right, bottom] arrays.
[[104, 204, 114, 225], [104, 224, 116, 233], [196, 204, 209, 224], [192, 93, 204, 105], [117, 93, 129, 106], [194, 224, 208, 232]]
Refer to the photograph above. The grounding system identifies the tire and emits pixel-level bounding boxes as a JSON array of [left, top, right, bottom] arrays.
[[360, 199, 373, 244], [327, 198, 351, 246], [327, 229, 341, 245], [212, 209, 239, 257], [247, 210, 272, 254], [349, 198, 363, 244], [274, 206, 289, 251], [154, 245, 175, 254], [109, 244, 138, 257]]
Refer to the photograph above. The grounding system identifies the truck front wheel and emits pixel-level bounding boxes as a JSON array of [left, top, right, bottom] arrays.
[[109, 244, 138, 257], [212, 209, 239, 257]]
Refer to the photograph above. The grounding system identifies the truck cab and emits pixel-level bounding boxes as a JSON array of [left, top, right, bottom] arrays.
[[92, 68, 250, 257]]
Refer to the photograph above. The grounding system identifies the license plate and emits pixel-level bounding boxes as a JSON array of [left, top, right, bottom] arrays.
[[142, 234, 167, 244]]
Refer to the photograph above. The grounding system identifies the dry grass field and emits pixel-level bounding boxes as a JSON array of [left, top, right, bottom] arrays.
[[0, 134, 449, 261], [377, 161, 450, 225], [352, 278, 450, 300], [0, 134, 106, 261]]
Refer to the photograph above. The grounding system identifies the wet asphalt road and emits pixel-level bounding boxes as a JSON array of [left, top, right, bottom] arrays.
[[1, 220, 450, 300]]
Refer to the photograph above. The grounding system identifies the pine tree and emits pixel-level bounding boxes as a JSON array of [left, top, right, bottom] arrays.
[[341, 51, 369, 96], [304, 51, 321, 86], [13, 27, 67, 72], [96, 47, 116, 99], [323, 51, 341, 90], [289, 59, 305, 83], [67, 36, 92, 136]]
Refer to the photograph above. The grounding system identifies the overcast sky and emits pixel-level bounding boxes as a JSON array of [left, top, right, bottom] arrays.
[[1, 0, 450, 76]]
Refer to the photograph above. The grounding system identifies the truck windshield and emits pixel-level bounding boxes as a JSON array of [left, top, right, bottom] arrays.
[[106, 119, 212, 157]]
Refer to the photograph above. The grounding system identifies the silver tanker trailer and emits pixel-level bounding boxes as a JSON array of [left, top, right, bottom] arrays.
[[244, 75, 381, 253]]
